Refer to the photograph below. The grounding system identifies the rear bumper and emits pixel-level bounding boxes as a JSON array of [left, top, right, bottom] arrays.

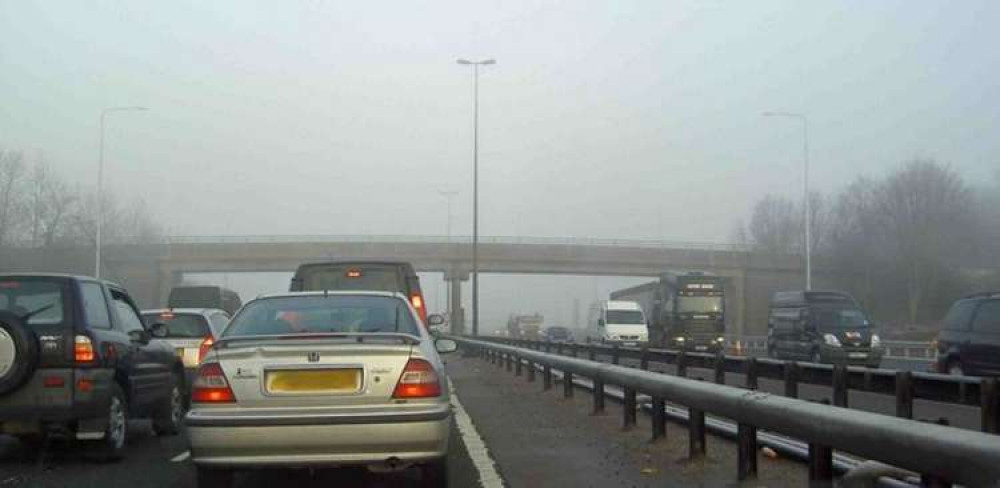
[[187, 405, 451, 467], [0, 368, 114, 435]]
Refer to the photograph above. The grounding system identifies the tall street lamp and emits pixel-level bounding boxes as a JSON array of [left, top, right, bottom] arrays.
[[456, 58, 494, 336], [96, 106, 148, 279], [762, 111, 811, 290]]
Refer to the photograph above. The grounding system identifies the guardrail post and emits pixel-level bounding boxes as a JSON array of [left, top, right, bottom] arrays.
[[746, 357, 758, 390], [677, 350, 688, 377], [737, 423, 758, 480], [981, 377, 999, 434], [612, 345, 620, 365], [588, 345, 596, 361], [527, 361, 536, 382], [640, 347, 649, 370], [564, 371, 574, 398], [895, 371, 914, 419], [570, 344, 578, 358], [714, 352, 725, 385], [592, 378, 605, 414], [555, 342, 561, 355], [784, 362, 799, 398], [651, 396, 666, 441], [623, 387, 637, 429], [543, 365, 552, 390], [505, 353, 513, 372], [515, 355, 522, 376], [833, 364, 848, 407], [689, 408, 706, 458], [808, 443, 833, 485]]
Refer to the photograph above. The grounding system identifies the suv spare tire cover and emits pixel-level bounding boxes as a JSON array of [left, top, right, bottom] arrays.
[[0, 311, 40, 395]]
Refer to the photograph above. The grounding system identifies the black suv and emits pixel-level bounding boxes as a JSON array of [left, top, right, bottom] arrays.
[[936, 292, 1000, 376], [0, 274, 185, 460]]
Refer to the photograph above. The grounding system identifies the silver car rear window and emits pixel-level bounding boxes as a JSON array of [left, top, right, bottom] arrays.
[[224, 295, 418, 337]]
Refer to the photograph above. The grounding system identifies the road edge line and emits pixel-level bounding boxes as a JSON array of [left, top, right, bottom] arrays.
[[449, 382, 504, 488]]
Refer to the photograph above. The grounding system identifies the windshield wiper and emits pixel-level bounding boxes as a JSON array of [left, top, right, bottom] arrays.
[[20, 304, 54, 321]]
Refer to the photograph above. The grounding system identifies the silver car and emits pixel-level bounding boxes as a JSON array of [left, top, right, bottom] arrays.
[[185, 291, 457, 487], [142, 308, 231, 378]]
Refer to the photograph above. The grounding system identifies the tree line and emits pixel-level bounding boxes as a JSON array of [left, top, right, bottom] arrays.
[[736, 159, 1000, 326], [0, 148, 162, 251]]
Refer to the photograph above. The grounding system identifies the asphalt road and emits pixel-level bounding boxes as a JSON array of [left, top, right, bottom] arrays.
[[0, 351, 815, 488]]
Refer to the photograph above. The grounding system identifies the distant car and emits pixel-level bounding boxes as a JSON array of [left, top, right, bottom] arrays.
[[935, 292, 1000, 376], [142, 308, 231, 385], [168, 286, 243, 316], [542, 326, 573, 343], [0, 274, 185, 461], [185, 291, 457, 487], [290, 261, 428, 325]]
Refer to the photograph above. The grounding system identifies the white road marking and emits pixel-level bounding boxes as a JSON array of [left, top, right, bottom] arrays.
[[170, 451, 191, 463], [450, 382, 504, 488]]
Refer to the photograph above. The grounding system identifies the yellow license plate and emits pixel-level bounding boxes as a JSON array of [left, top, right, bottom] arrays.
[[175, 348, 186, 358], [266, 369, 362, 394]]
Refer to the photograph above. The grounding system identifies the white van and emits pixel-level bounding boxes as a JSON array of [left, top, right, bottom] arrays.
[[586, 300, 649, 346]]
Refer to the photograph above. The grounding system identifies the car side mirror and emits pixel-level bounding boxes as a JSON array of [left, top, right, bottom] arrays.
[[435, 339, 458, 354], [128, 329, 151, 344], [427, 314, 446, 326], [149, 322, 169, 339]]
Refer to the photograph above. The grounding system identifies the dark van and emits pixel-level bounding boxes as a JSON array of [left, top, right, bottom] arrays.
[[167, 286, 242, 316], [766, 290, 883, 367], [290, 261, 428, 324], [935, 292, 1000, 376]]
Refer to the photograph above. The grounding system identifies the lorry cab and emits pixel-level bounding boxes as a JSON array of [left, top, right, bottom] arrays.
[[587, 300, 648, 347], [767, 290, 883, 367]]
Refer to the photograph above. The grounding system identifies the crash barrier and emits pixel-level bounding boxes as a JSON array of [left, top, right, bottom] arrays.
[[481, 337, 1000, 435], [724, 335, 934, 361], [455, 336, 1000, 487]]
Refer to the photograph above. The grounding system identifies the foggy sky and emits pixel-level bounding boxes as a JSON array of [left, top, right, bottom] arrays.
[[3, 1, 998, 327]]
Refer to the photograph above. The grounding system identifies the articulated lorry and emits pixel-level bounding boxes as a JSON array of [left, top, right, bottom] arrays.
[[611, 272, 726, 351], [507, 313, 544, 340]]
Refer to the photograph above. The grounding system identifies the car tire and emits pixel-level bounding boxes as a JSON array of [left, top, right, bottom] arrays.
[[152, 377, 184, 436], [421, 458, 448, 488], [86, 384, 128, 462], [0, 311, 40, 395], [810, 350, 822, 364], [948, 360, 964, 376], [196, 466, 233, 488]]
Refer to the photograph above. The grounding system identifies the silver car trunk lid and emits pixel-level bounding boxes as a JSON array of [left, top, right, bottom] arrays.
[[210, 335, 416, 409]]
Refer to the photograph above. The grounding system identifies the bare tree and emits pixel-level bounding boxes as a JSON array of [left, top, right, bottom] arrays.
[[746, 194, 800, 253], [0, 150, 26, 248]]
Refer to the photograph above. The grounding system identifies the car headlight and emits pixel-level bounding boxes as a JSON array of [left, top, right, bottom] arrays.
[[871, 334, 881, 347], [673, 336, 685, 343], [714, 337, 725, 344], [824, 334, 842, 347]]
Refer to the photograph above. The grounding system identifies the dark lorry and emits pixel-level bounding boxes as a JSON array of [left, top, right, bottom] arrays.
[[289, 261, 428, 324], [0, 274, 185, 460], [767, 290, 883, 367], [611, 272, 726, 351], [167, 285, 242, 316]]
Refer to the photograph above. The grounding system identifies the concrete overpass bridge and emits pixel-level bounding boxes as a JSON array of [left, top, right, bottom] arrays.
[[2, 235, 822, 336]]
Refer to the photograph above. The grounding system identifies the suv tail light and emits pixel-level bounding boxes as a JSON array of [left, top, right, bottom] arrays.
[[191, 363, 235, 403], [392, 358, 441, 398], [74, 335, 96, 363], [411, 294, 428, 325], [197, 336, 214, 364]]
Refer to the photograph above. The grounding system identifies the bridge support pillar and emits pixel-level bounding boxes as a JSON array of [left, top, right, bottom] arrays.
[[444, 269, 469, 335]]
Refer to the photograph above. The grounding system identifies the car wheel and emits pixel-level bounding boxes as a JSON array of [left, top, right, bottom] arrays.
[[948, 360, 964, 376], [196, 466, 233, 488], [810, 350, 822, 364], [153, 379, 184, 436], [87, 384, 128, 462], [420, 458, 448, 488]]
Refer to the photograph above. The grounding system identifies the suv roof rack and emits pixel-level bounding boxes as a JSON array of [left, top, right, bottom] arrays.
[[962, 291, 1000, 299]]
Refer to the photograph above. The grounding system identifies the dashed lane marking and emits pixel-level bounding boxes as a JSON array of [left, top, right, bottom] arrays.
[[450, 382, 504, 488], [170, 451, 191, 463]]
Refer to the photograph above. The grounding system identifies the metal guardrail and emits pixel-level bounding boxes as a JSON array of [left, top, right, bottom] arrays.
[[724, 335, 936, 361], [484, 337, 999, 433], [455, 337, 1000, 487], [164, 234, 751, 252]]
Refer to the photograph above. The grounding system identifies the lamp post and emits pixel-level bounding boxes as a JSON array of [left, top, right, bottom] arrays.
[[457, 58, 495, 336], [762, 111, 811, 290], [95, 106, 148, 279]]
